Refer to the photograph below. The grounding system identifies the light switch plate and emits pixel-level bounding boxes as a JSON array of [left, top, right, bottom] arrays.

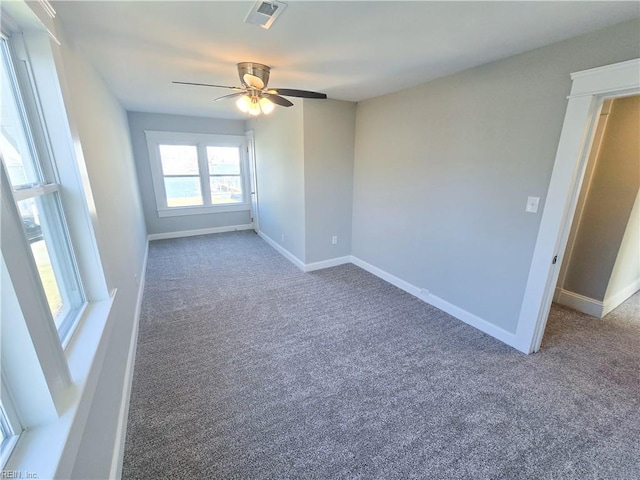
[[526, 196, 540, 213]]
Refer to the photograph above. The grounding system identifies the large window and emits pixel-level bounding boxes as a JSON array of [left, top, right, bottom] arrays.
[[0, 38, 84, 341], [146, 131, 249, 217], [1, 5, 114, 475]]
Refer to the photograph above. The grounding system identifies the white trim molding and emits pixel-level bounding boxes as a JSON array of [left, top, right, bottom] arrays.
[[603, 279, 640, 318], [255, 231, 523, 352], [304, 256, 351, 273], [516, 58, 640, 353], [257, 231, 306, 271], [568, 59, 640, 98], [256, 231, 350, 273], [555, 288, 604, 318], [144, 131, 251, 219], [350, 256, 522, 352], [147, 224, 253, 241], [555, 279, 640, 319], [156, 204, 250, 218], [108, 241, 149, 479]]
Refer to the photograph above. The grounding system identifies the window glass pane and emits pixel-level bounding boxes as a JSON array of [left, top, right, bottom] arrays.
[[210, 176, 242, 204], [159, 145, 199, 175], [0, 45, 42, 187], [207, 146, 240, 175], [17, 194, 83, 330], [164, 177, 203, 207], [0, 401, 20, 468]]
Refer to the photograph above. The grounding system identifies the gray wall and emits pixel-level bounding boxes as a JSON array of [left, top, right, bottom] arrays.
[[252, 99, 356, 264], [253, 105, 306, 260], [563, 95, 640, 302], [303, 99, 356, 263], [54, 22, 148, 479], [127, 111, 250, 236], [352, 19, 640, 333]]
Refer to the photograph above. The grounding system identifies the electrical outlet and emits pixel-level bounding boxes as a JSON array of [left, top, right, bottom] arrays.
[[420, 288, 430, 296], [332, 236, 338, 245], [281, 234, 285, 243]]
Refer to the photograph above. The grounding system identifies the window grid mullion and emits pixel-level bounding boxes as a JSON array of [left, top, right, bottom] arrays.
[[11, 182, 59, 201], [161, 174, 201, 178], [198, 143, 211, 205]]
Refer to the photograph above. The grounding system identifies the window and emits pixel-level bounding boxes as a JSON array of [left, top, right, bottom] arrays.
[[159, 145, 202, 207], [0, 6, 114, 476], [207, 146, 243, 204], [0, 386, 21, 467], [146, 131, 249, 217], [0, 37, 85, 342]]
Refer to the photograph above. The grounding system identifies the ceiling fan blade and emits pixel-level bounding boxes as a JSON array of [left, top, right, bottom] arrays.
[[214, 92, 247, 102], [263, 93, 294, 107], [173, 81, 243, 91], [269, 88, 327, 99]]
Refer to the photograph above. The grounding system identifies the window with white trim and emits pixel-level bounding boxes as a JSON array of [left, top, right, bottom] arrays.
[[145, 131, 250, 217], [0, 6, 113, 475], [0, 381, 21, 467], [0, 36, 85, 342]]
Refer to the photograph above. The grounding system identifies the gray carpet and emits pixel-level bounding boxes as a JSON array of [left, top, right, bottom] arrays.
[[122, 231, 640, 479]]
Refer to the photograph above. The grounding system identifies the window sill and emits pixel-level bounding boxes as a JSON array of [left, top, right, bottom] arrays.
[[157, 203, 250, 217], [4, 291, 116, 479]]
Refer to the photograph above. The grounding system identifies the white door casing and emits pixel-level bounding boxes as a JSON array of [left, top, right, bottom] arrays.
[[515, 58, 640, 354], [246, 130, 259, 233]]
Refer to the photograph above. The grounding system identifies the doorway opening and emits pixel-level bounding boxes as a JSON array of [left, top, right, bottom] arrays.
[[515, 58, 640, 354], [553, 95, 640, 320]]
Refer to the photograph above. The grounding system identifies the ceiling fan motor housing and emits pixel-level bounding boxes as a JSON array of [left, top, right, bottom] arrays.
[[238, 62, 271, 90]]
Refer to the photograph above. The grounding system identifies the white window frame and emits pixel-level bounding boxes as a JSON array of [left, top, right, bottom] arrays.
[[1, 35, 86, 343], [0, 2, 113, 476], [145, 131, 250, 217], [0, 376, 22, 468]]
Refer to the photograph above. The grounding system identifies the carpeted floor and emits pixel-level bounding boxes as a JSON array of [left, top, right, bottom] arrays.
[[122, 231, 640, 479]]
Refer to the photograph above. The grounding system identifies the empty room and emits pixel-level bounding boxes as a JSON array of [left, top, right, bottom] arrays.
[[1, 1, 639, 479]]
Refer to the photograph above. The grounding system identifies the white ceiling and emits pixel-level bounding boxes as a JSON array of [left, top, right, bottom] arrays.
[[52, 1, 639, 120]]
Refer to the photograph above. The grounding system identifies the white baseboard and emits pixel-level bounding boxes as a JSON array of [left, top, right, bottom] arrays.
[[556, 288, 604, 317], [147, 224, 253, 241], [255, 235, 525, 352], [350, 256, 423, 298], [304, 256, 351, 272], [257, 231, 306, 270], [350, 256, 523, 352], [108, 241, 148, 479], [603, 278, 640, 317], [258, 231, 353, 273]]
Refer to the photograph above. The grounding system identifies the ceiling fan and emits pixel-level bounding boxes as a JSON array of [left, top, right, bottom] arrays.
[[173, 62, 327, 116]]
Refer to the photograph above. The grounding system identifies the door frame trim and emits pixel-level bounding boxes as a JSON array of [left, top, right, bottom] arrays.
[[515, 58, 640, 354], [246, 130, 259, 233]]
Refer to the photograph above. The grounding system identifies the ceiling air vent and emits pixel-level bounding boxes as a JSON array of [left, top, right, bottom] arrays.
[[244, 1, 287, 30]]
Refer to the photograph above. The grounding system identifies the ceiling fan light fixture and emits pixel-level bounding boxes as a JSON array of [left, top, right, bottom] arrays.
[[259, 97, 275, 114], [243, 73, 265, 90], [248, 98, 262, 116], [238, 62, 270, 89], [236, 95, 251, 113], [175, 61, 326, 116]]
